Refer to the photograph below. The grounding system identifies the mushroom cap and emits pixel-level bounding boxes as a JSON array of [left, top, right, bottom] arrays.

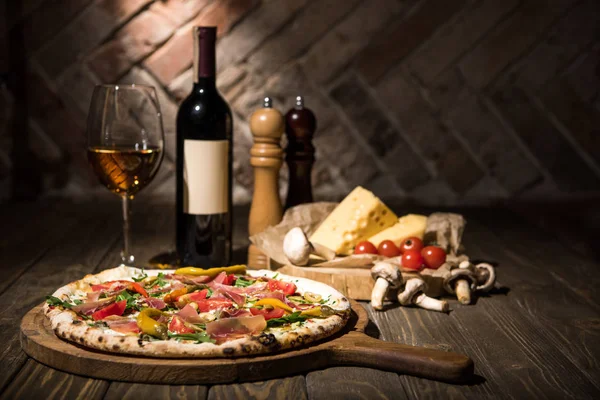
[[443, 268, 477, 294], [370, 262, 402, 288], [283, 227, 312, 265], [474, 263, 496, 292], [458, 260, 474, 270], [398, 277, 427, 305]]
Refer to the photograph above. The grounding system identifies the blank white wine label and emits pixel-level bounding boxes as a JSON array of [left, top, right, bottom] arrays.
[[184, 139, 229, 215]]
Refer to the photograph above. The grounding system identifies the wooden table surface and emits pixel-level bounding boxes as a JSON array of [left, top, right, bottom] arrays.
[[1, 196, 599, 399]]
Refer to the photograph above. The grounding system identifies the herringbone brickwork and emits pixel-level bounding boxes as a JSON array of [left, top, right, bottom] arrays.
[[2, 0, 599, 205]]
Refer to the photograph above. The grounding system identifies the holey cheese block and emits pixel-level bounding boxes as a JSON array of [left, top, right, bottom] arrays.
[[367, 214, 428, 247], [309, 187, 398, 255]]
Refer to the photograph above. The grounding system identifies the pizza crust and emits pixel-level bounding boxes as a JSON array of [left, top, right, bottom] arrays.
[[44, 267, 351, 358]]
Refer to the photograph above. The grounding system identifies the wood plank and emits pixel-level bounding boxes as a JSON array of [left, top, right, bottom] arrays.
[[365, 304, 502, 399], [306, 367, 407, 400], [0, 200, 121, 392], [2, 359, 108, 400], [462, 214, 600, 391], [208, 376, 307, 400], [367, 296, 599, 398], [104, 382, 207, 400], [466, 209, 600, 309], [361, 208, 600, 397], [92, 199, 175, 271], [0, 199, 175, 396], [0, 199, 88, 295]]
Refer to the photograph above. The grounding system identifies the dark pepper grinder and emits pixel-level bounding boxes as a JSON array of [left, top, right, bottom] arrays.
[[284, 96, 316, 210]]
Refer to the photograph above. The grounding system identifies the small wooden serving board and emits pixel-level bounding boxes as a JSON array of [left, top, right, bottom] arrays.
[[20, 302, 473, 384], [274, 265, 447, 300]]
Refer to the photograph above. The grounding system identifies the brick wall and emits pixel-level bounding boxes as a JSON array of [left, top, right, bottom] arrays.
[[2, 0, 599, 206]]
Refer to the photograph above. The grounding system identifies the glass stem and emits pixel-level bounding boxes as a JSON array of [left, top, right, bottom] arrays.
[[121, 196, 135, 266]]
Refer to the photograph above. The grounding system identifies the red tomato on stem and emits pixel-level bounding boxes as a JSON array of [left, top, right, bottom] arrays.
[[421, 246, 446, 269], [377, 240, 401, 257], [399, 237, 424, 254], [401, 250, 425, 270], [354, 241, 378, 255], [91, 300, 127, 321]]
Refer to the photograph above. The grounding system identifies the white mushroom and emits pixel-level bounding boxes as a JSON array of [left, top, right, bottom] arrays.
[[283, 227, 336, 266], [474, 262, 496, 292], [370, 262, 402, 311], [443, 267, 477, 305], [398, 277, 449, 312]]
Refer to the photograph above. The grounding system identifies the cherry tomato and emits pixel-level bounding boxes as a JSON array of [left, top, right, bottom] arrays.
[[168, 315, 195, 334], [421, 246, 446, 269], [222, 274, 236, 285], [354, 241, 378, 255], [250, 307, 286, 320], [399, 237, 424, 254], [401, 250, 425, 270], [91, 300, 127, 321], [267, 280, 297, 296], [377, 240, 401, 257]]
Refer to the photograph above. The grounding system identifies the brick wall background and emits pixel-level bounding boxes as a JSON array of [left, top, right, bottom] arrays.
[[1, 0, 600, 206]]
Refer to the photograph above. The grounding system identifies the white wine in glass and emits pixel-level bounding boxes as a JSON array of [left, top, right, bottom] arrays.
[[86, 84, 165, 266]]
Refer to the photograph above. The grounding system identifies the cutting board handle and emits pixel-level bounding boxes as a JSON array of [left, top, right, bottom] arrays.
[[329, 332, 474, 383]]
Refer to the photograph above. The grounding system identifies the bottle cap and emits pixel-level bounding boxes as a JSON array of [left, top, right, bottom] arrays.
[[193, 26, 217, 79]]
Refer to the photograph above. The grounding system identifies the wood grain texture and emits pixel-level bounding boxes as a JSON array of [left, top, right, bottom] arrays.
[[93, 199, 176, 271], [0, 199, 91, 296], [2, 202, 600, 399], [104, 382, 207, 400], [20, 301, 472, 385], [360, 207, 600, 399], [366, 304, 501, 399], [468, 209, 600, 309], [208, 376, 307, 400], [2, 359, 108, 400], [306, 367, 407, 400], [464, 216, 600, 394], [0, 200, 120, 393]]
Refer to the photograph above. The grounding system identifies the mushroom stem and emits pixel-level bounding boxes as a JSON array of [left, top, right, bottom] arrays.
[[455, 279, 471, 304], [312, 242, 336, 261], [413, 293, 449, 312], [371, 277, 389, 311]]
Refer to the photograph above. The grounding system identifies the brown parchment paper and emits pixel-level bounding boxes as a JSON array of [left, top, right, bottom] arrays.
[[248, 202, 382, 268]]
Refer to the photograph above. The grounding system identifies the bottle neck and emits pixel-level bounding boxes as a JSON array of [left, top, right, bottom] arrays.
[[193, 27, 216, 83], [193, 77, 216, 92]]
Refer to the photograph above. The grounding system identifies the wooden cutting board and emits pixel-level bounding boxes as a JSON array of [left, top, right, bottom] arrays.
[[20, 302, 473, 384], [274, 265, 447, 300]]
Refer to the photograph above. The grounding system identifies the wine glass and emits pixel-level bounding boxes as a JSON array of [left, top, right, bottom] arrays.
[[86, 84, 165, 266]]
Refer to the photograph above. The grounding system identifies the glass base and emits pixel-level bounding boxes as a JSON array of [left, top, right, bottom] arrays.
[[120, 252, 135, 266]]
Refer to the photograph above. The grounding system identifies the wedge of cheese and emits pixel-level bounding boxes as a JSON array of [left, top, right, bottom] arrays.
[[309, 186, 398, 255], [366, 214, 428, 247]]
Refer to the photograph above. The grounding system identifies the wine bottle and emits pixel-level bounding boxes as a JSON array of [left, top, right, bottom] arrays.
[[176, 26, 232, 268]]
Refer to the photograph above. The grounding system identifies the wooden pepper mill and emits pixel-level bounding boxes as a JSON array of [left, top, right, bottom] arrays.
[[284, 96, 316, 210], [247, 97, 285, 269]]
